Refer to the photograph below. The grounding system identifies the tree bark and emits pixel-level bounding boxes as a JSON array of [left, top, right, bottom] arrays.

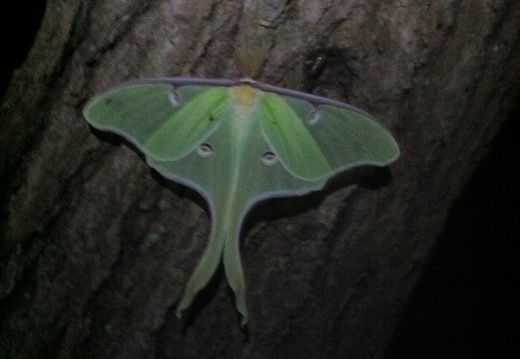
[[1, 0, 518, 358]]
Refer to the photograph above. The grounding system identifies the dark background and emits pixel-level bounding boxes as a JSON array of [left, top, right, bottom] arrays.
[[386, 110, 518, 358], [1, 3, 517, 358]]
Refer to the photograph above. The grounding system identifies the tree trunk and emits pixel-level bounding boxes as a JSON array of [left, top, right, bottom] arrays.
[[1, 0, 518, 358]]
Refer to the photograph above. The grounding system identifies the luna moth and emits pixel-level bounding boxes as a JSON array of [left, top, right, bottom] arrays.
[[83, 77, 400, 326]]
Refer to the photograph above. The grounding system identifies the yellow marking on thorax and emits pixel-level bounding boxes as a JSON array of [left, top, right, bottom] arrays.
[[229, 85, 261, 133], [229, 85, 259, 106]]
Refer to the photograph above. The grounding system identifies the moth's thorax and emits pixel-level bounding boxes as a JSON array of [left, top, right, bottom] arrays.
[[228, 85, 261, 133], [229, 85, 259, 107]]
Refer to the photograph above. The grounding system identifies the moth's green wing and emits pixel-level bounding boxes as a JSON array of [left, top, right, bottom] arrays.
[[84, 84, 228, 161], [259, 93, 400, 182], [84, 83, 251, 322]]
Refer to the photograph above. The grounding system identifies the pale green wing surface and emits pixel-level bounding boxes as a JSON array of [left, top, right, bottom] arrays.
[[260, 93, 331, 181], [259, 93, 400, 182], [84, 84, 228, 161]]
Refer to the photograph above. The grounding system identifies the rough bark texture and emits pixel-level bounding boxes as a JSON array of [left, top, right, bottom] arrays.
[[0, 0, 518, 358]]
